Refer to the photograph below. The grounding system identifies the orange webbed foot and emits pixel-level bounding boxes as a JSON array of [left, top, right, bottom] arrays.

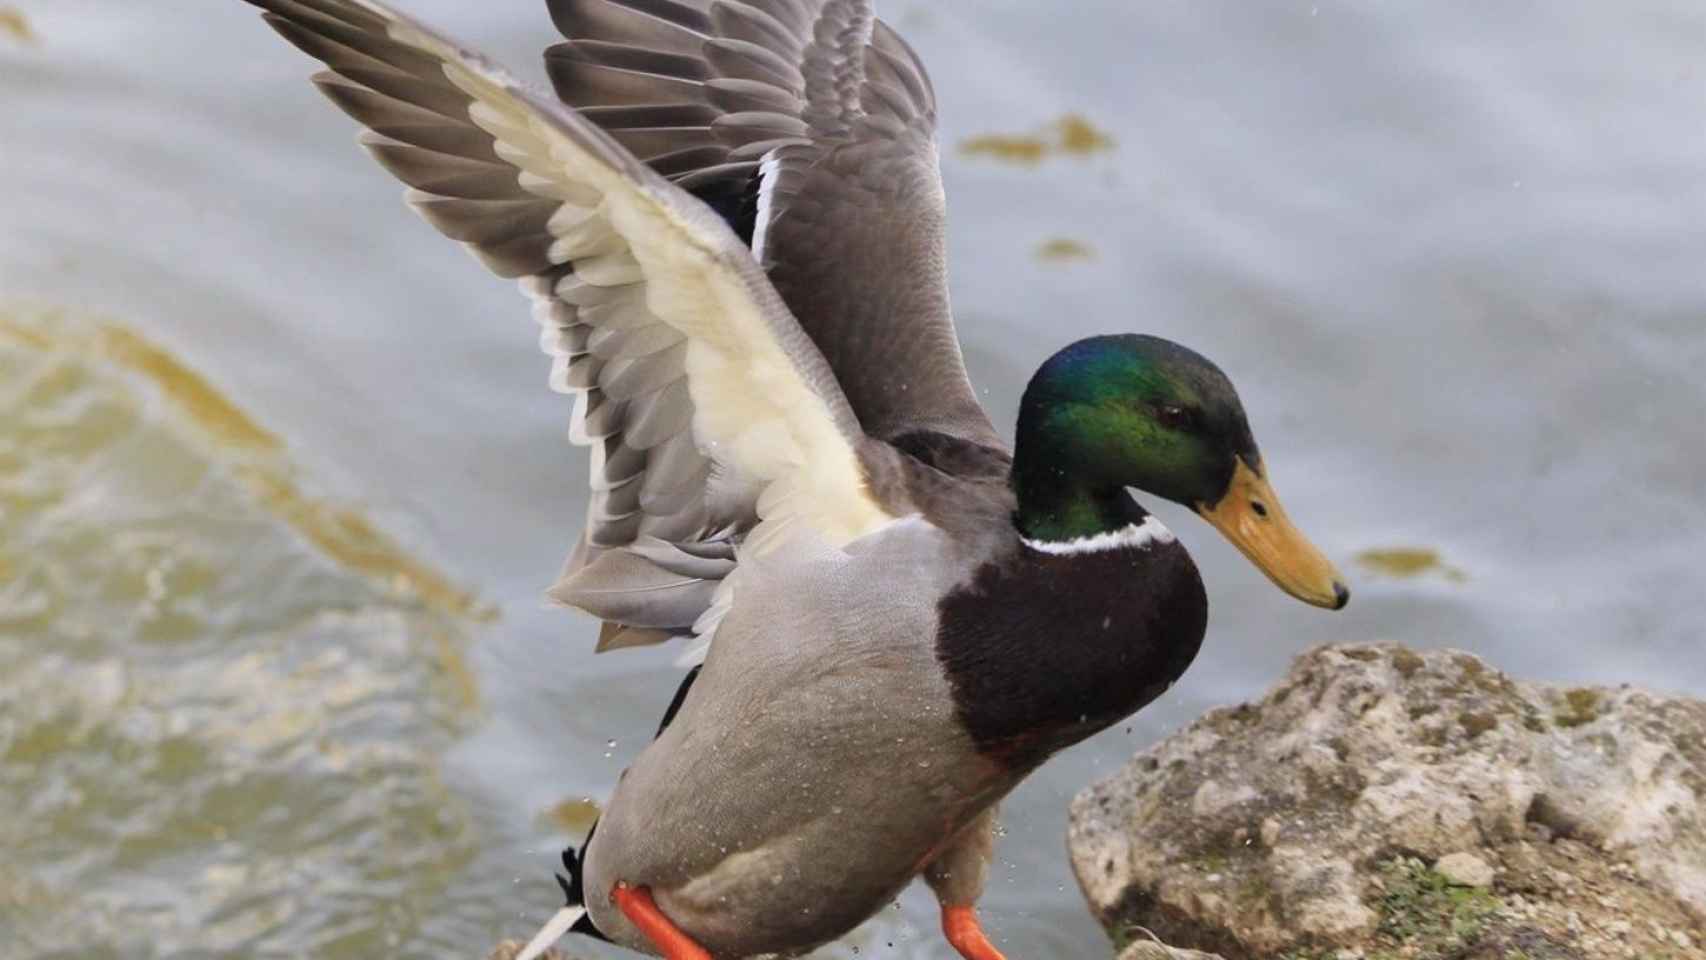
[[942, 903, 1009, 960], [612, 882, 712, 960]]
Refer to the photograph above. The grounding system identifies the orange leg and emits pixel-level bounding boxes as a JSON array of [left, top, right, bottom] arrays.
[[942, 904, 1008, 960], [612, 882, 712, 960]]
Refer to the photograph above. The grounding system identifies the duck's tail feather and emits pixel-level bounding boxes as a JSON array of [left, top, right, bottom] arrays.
[[516, 841, 609, 960], [514, 905, 584, 960], [550, 536, 738, 654]]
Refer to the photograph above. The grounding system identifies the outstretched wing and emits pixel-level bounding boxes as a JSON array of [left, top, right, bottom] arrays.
[[547, 0, 1002, 447], [243, 0, 899, 645]]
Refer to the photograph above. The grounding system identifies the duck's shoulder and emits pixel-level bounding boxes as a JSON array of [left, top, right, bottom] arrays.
[[860, 429, 1016, 551], [886, 430, 1013, 480]]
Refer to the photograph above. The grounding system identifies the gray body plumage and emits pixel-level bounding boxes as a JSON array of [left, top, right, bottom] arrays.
[[583, 518, 1016, 956]]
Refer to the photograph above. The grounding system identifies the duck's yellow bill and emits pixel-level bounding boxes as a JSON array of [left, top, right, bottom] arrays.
[[1197, 459, 1349, 610]]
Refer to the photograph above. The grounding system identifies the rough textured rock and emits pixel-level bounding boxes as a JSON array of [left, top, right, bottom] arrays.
[[1070, 643, 1706, 960], [1434, 851, 1496, 889], [1118, 938, 1226, 960], [483, 941, 571, 960]]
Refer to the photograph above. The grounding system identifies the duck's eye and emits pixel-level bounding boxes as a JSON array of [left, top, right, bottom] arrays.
[[1155, 404, 1193, 430]]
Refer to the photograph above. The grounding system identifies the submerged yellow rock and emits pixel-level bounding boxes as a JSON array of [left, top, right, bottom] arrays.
[[960, 112, 1116, 166], [1057, 113, 1115, 155], [1036, 237, 1096, 262], [959, 132, 1049, 165], [544, 796, 603, 835], [0, 7, 35, 46], [1355, 546, 1467, 582], [0, 306, 494, 622], [0, 303, 489, 956]]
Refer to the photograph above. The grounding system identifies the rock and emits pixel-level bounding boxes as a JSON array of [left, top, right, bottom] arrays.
[[1069, 643, 1706, 960], [483, 941, 572, 960], [1435, 851, 1496, 889], [1118, 939, 1226, 960]]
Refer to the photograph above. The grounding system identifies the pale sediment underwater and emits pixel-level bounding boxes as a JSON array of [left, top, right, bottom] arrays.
[[0, 307, 487, 957]]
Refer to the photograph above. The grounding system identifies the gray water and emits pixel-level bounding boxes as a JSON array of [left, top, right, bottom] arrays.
[[2, 1, 1703, 957]]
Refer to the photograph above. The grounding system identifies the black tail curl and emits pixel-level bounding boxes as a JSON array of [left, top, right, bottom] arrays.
[[557, 827, 610, 943]]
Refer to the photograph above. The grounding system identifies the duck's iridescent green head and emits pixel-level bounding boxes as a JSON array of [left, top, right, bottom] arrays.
[[1013, 334, 1348, 610]]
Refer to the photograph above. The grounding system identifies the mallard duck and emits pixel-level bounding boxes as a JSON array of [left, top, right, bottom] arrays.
[[235, 1, 1348, 957]]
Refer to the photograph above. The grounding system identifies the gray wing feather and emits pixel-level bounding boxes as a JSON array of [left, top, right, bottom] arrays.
[[248, 0, 887, 650], [547, 0, 1001, 446], [549, 536, 736, 629]]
